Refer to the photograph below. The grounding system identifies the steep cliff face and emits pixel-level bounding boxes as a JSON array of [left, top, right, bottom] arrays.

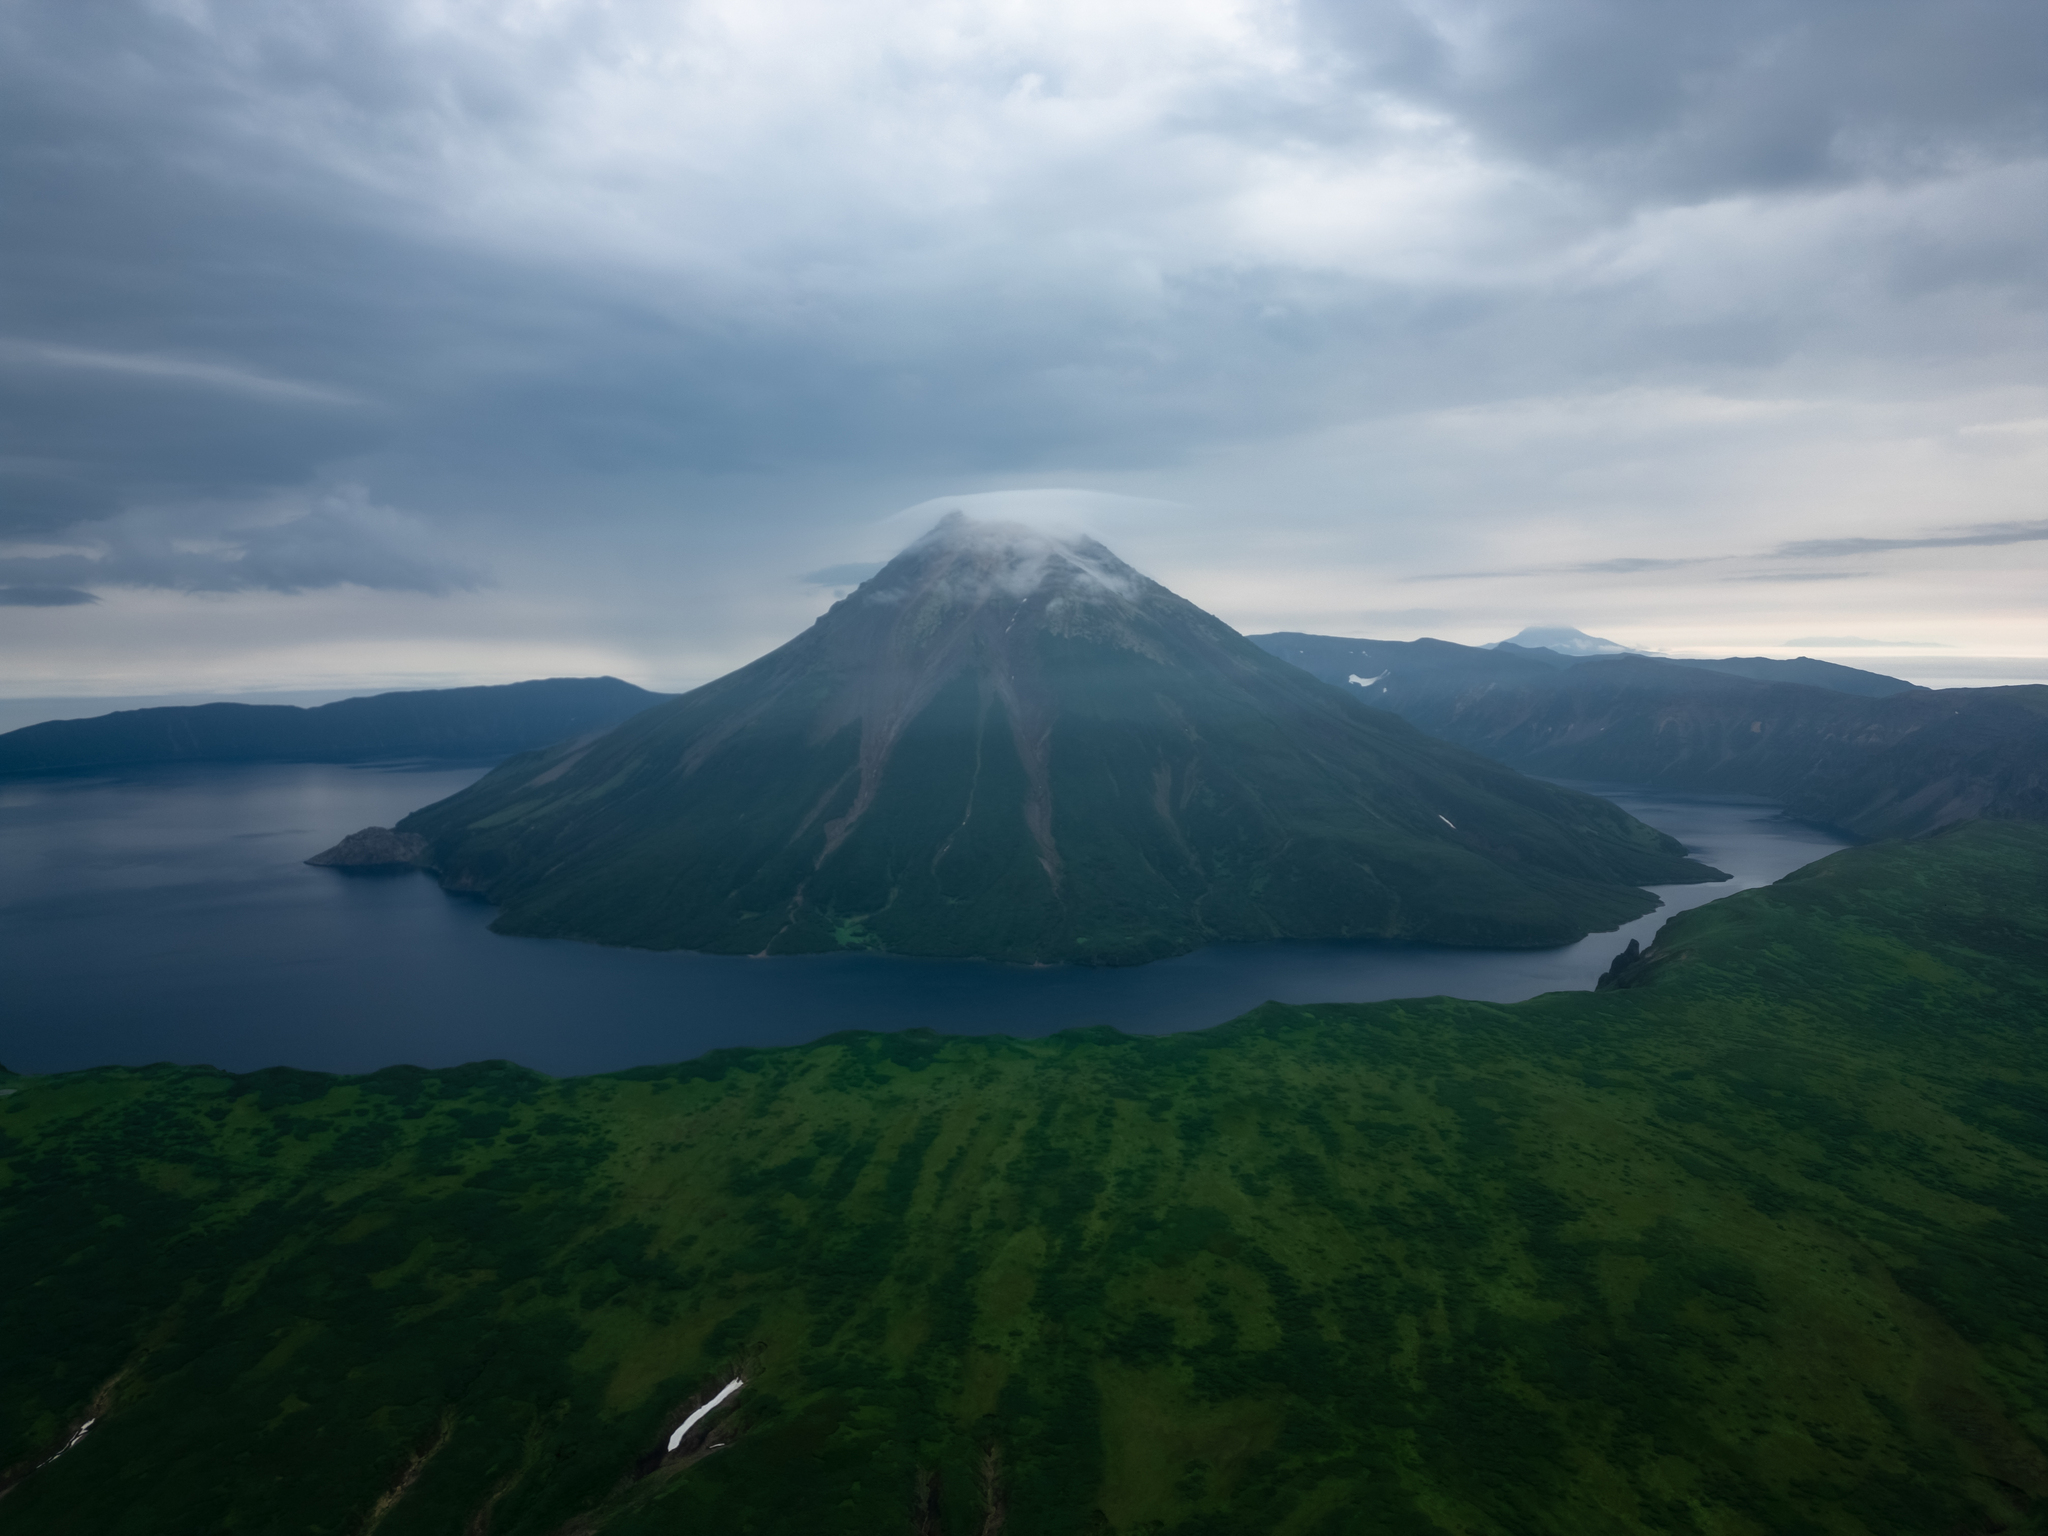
[[399, 516, 1719, 963]]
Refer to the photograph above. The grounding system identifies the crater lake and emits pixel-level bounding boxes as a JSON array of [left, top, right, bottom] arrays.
[[0, 761, 1850, 1076]]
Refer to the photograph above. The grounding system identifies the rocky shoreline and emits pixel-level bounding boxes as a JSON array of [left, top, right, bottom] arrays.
[[305, 826, 433, 869]]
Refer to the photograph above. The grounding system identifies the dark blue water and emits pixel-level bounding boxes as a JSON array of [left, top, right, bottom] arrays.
[[0, 762, 1850, 1077]]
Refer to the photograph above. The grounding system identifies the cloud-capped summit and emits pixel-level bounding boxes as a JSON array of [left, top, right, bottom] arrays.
[[3, 0, 2039, 687], [394, 517, 1719, 964], [1493, 627, 1641, 657]]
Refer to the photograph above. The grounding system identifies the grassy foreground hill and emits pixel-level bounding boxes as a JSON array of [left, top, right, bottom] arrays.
[[4, 822, 2046, 1533]]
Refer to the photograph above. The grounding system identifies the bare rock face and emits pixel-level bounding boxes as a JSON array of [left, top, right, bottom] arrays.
[[306, 826, 432, 868]]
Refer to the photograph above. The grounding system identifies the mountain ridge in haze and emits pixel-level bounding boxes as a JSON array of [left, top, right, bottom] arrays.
[[0, 678, 668, 775], [394, 515, 1720, 964], [1481, 630, 1920, 696], [1489, 625, 1638, 656], [1253, 632, 2042, 839]]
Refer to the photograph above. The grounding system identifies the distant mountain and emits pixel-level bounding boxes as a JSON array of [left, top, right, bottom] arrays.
[[393, 515, 1720, 964], [1490, 625, 1638, 656], [1482, 630, 1918, 696], [0, 678, 669, 775], [1266, 634, 1918, 701], [1276, 635, 1570, 696], [1251, 633, 2044, 839], [1656, 654, 1917, 696]]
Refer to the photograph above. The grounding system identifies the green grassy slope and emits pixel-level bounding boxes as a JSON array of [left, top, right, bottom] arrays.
[[4, 822, 2045, 1533]]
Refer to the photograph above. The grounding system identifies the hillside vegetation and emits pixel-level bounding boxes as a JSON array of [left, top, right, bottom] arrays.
[[3, 821, 2044, 1532]]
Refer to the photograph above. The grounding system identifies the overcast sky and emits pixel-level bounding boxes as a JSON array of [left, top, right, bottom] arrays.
[[3, 0, 2044, 706]]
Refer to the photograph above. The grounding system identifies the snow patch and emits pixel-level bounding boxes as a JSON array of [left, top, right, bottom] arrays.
[[1348, 673, 1385, 688], [46, 1417, 95, 1464], [668, 1378, 743, 1452]]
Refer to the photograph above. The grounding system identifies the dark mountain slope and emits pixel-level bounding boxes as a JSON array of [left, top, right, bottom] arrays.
[[0, 677, 667, 774], [1255, 633, 2046, 839], [398, 517, 1717, 964]]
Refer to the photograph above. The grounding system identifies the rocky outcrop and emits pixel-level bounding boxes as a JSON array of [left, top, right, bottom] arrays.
[[1595, 938, 1645, 990], [306, 827, 433, 868]]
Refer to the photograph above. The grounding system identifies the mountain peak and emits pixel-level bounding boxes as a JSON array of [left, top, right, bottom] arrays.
[[1492, 625, 1640, 657], [868, 513, 1143, 611], [399, 526, 1718, 963]]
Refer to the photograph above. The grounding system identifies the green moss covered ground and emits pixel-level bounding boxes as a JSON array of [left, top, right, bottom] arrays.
[[4, 822, 2045, 1533]]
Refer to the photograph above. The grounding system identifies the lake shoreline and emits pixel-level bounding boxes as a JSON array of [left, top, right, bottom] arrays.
[[1, 761, 1851, 1078]]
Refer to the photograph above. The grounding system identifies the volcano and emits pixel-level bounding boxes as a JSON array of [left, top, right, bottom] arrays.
[[395, 515, 1721, 963]]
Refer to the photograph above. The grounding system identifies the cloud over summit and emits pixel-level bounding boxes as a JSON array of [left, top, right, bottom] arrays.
[[0, 0, 2041, 680]]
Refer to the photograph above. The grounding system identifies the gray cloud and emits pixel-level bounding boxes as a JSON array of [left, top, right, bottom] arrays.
[[1346, 609, 1459, 628], [1568, 557, 1714, 574], [1307, 0, 2048, 201], [1786, 636, 1949, 647], [802, 563, 885, 587], [1407, 556, 1712, 581], [0, 585, 96, 606], [4, 0, 2039, 544], [1408, 512, 2048, 583], [0, 0, 2041, 684], [0, 488, 477, 595], [1771, 519, 2048, 558], [0, 339, 360, 406]]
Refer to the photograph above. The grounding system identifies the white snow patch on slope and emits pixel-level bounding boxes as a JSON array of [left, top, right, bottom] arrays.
[[46, 1417, 96, 1465], [668, 1379, 744, 1452]]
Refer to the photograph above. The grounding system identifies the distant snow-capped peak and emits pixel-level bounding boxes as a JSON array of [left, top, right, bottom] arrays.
[[1489, 625, 1641, 656]]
